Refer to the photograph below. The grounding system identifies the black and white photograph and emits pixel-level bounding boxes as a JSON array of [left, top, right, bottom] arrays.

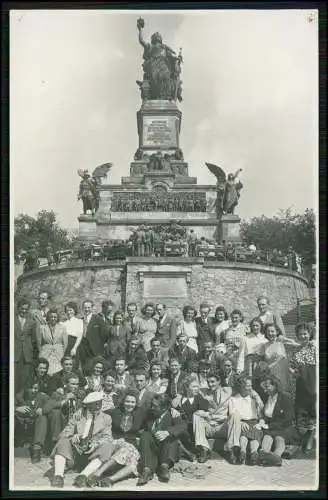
[[10, 8, 318, 491]]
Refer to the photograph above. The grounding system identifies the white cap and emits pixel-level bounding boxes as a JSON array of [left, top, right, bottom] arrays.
[[82, 391, 103, 405]]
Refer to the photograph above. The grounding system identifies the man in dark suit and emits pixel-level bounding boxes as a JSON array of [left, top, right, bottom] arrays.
[[195, 302, 216, 350], [126, 337, 149, 373], [147, 337, 169, 375], [220, 357, 238, 389], [134, 371, 155, 410], [154, 303, 178, 350], [198, 339, 225, 372], [179, 377, 210, 461], [137, 393, 187, 485], [97, 299, 115, 330], [49, 354, 86, 393], [14, 297, 37, 393], [124, 302, 141, 337], [165, 358, 187, 408], [168, 333, 198, 373], [78, 300, 107, 370]]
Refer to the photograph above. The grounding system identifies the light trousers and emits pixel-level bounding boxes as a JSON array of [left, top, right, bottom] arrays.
[[193, 412, 242, 451]]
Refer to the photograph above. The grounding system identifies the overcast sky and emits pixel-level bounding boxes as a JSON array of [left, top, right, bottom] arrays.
[[10, 9, 318, 229]]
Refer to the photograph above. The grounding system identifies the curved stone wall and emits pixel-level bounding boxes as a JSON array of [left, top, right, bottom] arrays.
[[16, 258, 310, 323]]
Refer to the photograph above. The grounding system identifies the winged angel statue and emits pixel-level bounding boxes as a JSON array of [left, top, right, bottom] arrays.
[[205, 163, 243, 219], [77, 163, 112, 216]]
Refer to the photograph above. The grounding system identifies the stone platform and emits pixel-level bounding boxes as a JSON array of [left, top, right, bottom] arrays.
[[16, 258, 310, 322]]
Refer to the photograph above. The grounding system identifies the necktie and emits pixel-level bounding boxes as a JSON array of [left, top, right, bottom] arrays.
[[83, 318, 88, 337]]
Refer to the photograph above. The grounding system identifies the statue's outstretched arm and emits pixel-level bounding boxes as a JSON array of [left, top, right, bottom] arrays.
[[138, 26, 147, 48], [233, 168, 243, 180]]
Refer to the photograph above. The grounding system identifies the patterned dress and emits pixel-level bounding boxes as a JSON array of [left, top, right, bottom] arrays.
[[291, 341, 316, 419], [36, 323, 68, 376]]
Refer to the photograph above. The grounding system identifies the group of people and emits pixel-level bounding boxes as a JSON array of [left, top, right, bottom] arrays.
[[14, 290, 317, 488]]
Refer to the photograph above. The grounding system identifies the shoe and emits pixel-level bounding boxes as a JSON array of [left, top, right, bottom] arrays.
[[259, 451, 282, 467], [157, 463, 170, 483], [73, 474, 89, 488], [137, 467, 153, 486], [238, 451, 246, 465], [87, 476, 102, 487], [197, 447, 209, 464], [51, 475, 64, 488], [250, 451, 259, 465], [99, 478, 113, 487], [31, 446, 41, 464], [226, 450, 237, 465]]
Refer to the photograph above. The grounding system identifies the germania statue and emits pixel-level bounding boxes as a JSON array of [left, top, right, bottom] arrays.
[[136, 17, 183, 101]]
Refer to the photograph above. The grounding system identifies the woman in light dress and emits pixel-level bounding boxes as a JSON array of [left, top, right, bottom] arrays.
[[261, 323, 298, 393], [213, 306, 230, 346], [236, 317, 268, 376], [63, 301, 83, 366], [176, 305, 198, 353], [36, 308, 68, 376], [136, 303, 158, 352]]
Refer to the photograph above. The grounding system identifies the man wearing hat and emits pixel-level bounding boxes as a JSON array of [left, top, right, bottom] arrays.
[[51, 391, 113, 488]]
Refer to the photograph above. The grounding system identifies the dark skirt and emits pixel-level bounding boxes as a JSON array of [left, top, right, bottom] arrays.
[[295, 376, 316, 418], [65, 335, 80, 369], [240, 420, 263, 442], [263, 426, 296, 442]]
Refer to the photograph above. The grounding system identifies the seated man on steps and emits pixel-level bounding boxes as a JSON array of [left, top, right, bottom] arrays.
[[137, 393, 187, 486], [50, 392, 113, 488], [15, 380, 49, 463]]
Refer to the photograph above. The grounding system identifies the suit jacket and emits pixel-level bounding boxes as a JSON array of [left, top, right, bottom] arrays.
[[83, 314, 107, 357], [145, 408, 187, 437], [111, 407, 146, 447], [43, 388, 85, 418], [168, 345, 198, 373], [180, 394, 210, 423], [137, 388, 155, 410], [156, 315, 178, 349], [147, 349, 169, 371], [198, 350, 224, 371], [58, 409, 112, 445], [220, 370, 238, 389], [49, 369, 86, 393], [14, 315, 37, 363], [264, 391, 294, 432], [27, 373, 52, 396], [195, 317, 216, 349], [166, 371, 187, 399], [124, 316, 142, 337], [126, 346, 149, 372]]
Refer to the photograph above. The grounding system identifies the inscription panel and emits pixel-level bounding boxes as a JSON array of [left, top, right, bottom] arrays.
[[143, 116, 177, 148], [143, 275, 187, 298]]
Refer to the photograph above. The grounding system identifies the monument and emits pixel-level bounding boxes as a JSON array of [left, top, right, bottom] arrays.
[[77, 18, 240, 244], [17, 17, 310, 318]]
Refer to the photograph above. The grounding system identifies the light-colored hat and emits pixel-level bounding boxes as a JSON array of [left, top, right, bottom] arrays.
[[82, 391, 103, 405]]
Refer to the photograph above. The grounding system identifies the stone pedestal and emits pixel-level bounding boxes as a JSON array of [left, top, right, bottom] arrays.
[[136, 100, 182, 156], [219, 214, 241, 243]]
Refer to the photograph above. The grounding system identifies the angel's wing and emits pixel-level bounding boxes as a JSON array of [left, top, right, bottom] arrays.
[[92, 163, 112, 179], [77, 169, 86, 178], [205, 163, 226, 182]]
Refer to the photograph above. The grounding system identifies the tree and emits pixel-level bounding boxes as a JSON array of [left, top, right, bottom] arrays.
[[240, 208, 316, 266], [14, 210, 73, 258]]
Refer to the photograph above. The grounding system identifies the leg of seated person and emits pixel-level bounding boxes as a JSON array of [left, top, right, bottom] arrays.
[[139, 431, 159, 473], [159, 437, 179, 468], [80, 458, 103, 478], [239, 436, 248, 455], [226, 412, 242, 451], [107, 465, 135, 484], [273, 436, 285, 457], [249, 439, 260, 453], [54, 454, 67, 477], [193, 413, 211, 450], [48, 409, 63, 444], [33, 415, 47, 446], [260, 435, 273, 452]]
